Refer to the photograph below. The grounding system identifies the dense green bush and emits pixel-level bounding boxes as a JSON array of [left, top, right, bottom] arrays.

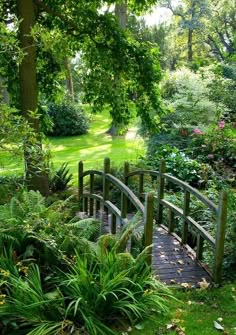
[[161, 68, 219, 130], [139, 144, 213, 188], [223, 190, 236, 278], [0, 175, 24, 204], [46, 102, 90, 136], [190, 122, 236, 186]]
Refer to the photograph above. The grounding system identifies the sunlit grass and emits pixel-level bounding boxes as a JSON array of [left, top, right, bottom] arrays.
[[128, 284, 236, 335], [0, 110, 145, 182]]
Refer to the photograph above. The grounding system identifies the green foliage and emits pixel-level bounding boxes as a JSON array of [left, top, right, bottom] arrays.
[[223, 190, 236, 277], [0, 191, 173, 335], [46, 102, 90, 136], [161, 68, 220, 130], [0, 190, 98, 263], [49, 163, 73, 192], [140, 144, 212, 187], [190, 123, 236, 183], [61, 249, 172, 335], [0, 175, 24, 205], [207, 63, 236, 122]]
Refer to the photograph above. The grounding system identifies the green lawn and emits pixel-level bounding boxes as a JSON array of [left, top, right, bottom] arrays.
[[128, 284, 236, 335], [0, 111, 145, 180]]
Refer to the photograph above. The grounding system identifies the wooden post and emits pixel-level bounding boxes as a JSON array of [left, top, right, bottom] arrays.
[[103, 157, 110, 217], [196, 234, 204, 261], [156, 160, 166, 225], [78, 161, 83, 210], [144, 193, 154, 265], [213, 191, 228, 284], [182, 190, 190, 244], [139, 173, 144, 201], [121, 192, 127, 222], [124, 161, 129, 185], [124, 161, 131, 212], [89, 174, 94, 216]]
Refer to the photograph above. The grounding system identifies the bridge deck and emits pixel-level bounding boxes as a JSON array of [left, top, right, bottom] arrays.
[[152, 226, 212, 285], [84, 211, 212, 286]]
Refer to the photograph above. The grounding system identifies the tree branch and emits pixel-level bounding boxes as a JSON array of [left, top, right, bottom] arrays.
[[33, 0, 80, 32]]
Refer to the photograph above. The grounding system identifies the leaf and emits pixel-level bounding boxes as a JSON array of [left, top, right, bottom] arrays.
[[134, 323, 144, 330], [178, 260, 184, 265], [213, 321, 224, 331], [198, 278, 210, 290], [167, 323, 176, 330]]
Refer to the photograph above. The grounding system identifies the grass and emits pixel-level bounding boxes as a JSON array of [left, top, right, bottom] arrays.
[[127, 284, 236, 335], [0, 110, 144, 180]]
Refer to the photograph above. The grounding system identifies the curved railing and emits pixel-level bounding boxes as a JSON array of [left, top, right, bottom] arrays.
[[78, 158, 154, 263], [124, 160, 227, 284], [78, 158, 228, 284]]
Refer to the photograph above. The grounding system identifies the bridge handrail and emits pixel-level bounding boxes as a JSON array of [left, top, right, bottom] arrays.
[[78, 159, 154, 264], [124, 160, 227, 284], [78, 158, 227, 284]]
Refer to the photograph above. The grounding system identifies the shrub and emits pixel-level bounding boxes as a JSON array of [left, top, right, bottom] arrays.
[[161, 68, 220, 130], [46, 102, 90, 136], [49, 163, 73, 192], [190, 122, 236, 184], [140, 144, 213, 188]]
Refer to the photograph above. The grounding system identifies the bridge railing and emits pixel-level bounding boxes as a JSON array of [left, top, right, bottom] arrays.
[[124, 160, 228, 284], [78, 158, 154, 264]]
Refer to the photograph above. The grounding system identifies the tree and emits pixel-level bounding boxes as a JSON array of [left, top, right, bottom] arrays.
[[206, 0, 236, 61], [1, 0, 164, 193], [160, 0, 209, 63]]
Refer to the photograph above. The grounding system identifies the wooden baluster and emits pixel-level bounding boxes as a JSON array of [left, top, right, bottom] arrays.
[[95, 199, 100, 219], [89, 174, 94, 216], [168, 209, 175, 233], [144, 193, 154, 265], [182, 190, 190, 244], [213, 191, 228, 284], [103, 157, 110, 222], [111, 213, 116, 234], [157, 160, 166, 225], [121, 191, 127, 226], [196, 234, 204, 261], [124, 161, 130, 212], [139, 173, 144, 201], [84, 197, 88, 214], [78, 161, 83, 210]]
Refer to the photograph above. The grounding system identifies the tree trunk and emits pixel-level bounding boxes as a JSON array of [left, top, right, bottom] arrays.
[[65, 57, 74, 101], [17, 0, 49, 196], [115, 1, 127, 30], [187, 29, 193, 62], [108, 1, 129, 136]]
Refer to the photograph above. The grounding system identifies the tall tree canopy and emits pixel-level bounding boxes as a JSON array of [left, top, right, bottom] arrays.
[[0, 0, 163, 194]]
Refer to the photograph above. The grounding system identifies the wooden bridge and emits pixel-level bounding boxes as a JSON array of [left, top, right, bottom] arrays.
[[78, 158, 228, 285]]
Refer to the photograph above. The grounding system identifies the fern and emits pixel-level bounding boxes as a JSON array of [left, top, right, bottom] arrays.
[[67, 218, 102, 241]]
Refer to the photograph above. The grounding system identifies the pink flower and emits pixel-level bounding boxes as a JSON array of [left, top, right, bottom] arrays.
[[218, 120, 225, 129], [208, 154, 214, 159], [193, 128, 203, 135]]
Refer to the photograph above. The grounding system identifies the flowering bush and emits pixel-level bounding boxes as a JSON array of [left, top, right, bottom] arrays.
[[191, 122, 236, 170]]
